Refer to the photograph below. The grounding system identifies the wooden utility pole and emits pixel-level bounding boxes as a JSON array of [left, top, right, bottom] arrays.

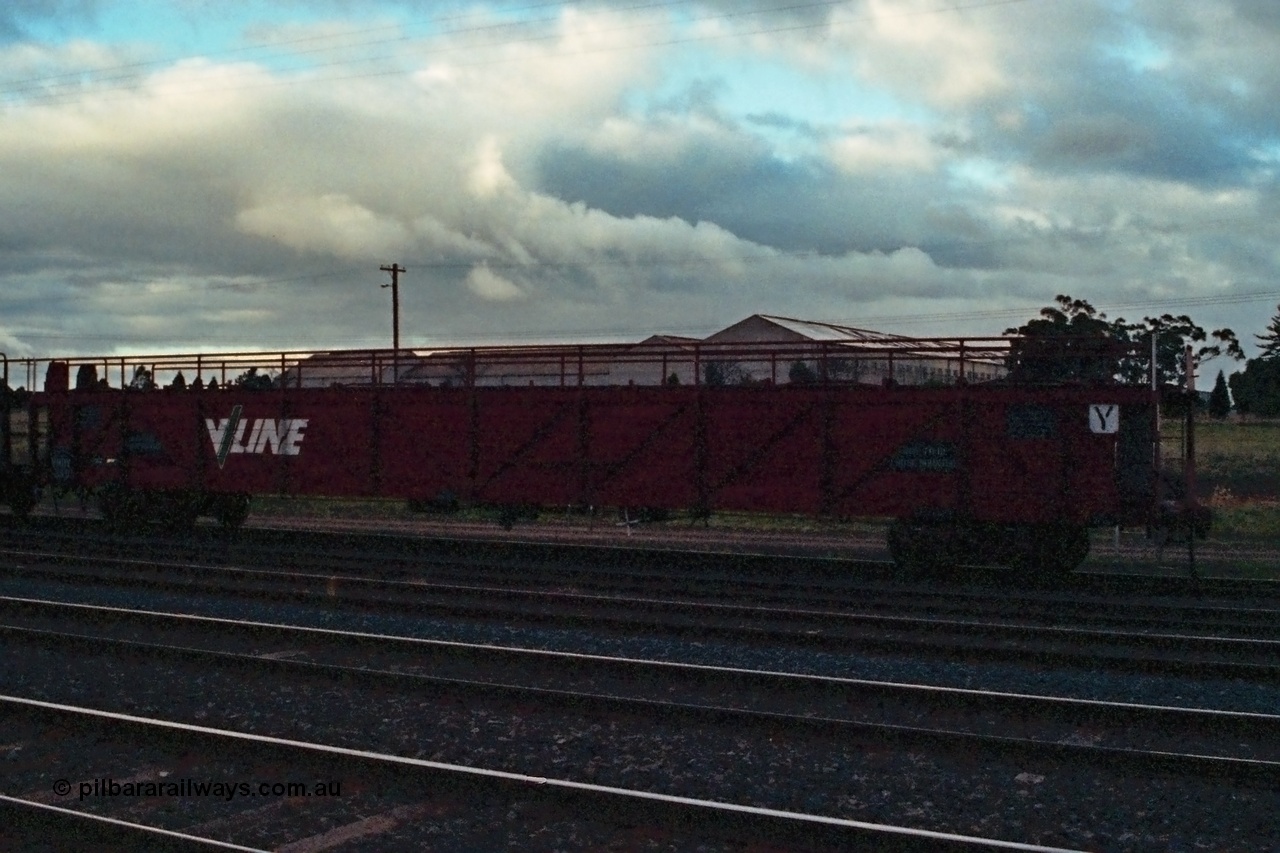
[[1184, 344, 1198, 580], [380, 263, 405, 382]]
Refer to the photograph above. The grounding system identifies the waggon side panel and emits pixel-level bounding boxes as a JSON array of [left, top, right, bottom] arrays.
[[581, 387, 700, 510], [966, 389, 1070, 524], [963, 385, 1152, 525], [698, 387, 825, 514], [33, 378, 1158, 529], [275, 389, 374, 496], [467, 387, 586, 506], [824, 388, 963, 520], [377, 391, 471, 502]]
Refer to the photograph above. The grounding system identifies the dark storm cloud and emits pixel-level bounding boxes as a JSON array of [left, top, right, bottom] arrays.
[[744, 111, 823, 139], [1024, 107, 1243, 185], [808, 0, 1269, 188], [537, 140, 924, 254], [969, 49, 1249, 186], [1088, 2, 1280, 161], [1223, 0, 1280, 30], [917, 235, 1000, 272], [536, 97, 961, 260]]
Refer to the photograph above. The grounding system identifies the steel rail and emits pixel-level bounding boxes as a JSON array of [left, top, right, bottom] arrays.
[[7, 543, 1280, 646], [3, 594, 1279, 752], [130, 513, 1280, 586], [3, 555, 1278, 679], [0, 694, 1086, 853], [243, 514, 1280, 594], [4, 620, 1279, 782], [6, 514, 1280, 603], [4, 540, 1279, 636], [7, 523, 1280, 617], [0, 795, 267, 852]]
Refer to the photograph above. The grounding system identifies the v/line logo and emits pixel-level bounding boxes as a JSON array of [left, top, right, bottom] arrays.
[[206, 405, 309, 469]]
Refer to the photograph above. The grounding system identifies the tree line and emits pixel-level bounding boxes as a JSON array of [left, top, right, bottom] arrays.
[[1005, 295, 1280, 418], [1226, 305, 1280, 417]]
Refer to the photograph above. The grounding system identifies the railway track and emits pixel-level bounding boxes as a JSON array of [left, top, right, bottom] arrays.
[[7, 695, 1064, 853], [4, 514, 1278, 603], [5, 533, 1279, 638], [3, 596, 1280, 767], [2, 546, 1279, 683], [2, 524, 1279, 847], [2, 593, 1278, 850]]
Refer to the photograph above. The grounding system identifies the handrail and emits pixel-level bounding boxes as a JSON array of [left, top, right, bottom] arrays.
[[8, 335, 1145, 392], [0, 336, 1039, 364]]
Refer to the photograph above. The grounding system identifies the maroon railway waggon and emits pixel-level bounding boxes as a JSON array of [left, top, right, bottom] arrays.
[[0, 337, 1180, 578]]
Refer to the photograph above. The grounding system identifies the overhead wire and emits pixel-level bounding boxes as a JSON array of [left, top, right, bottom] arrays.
[[0, 0, 1038, 106], [0, 0, 586, 95]]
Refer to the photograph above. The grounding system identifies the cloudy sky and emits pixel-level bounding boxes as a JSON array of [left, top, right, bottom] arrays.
[[2, 0, 1279, 371]]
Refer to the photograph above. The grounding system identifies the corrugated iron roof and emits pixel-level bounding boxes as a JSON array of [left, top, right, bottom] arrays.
[[754, 314, 912, 343]]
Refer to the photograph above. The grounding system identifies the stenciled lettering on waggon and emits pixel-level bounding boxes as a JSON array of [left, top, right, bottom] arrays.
[[205, 405, 309, 469], [1089, 404, 1120, 434]]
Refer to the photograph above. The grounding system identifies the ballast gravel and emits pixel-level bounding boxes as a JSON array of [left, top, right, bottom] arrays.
[[1, 579, 1278, 849], [4, 641, 1276, 851], [4, 575, 1280, 714]]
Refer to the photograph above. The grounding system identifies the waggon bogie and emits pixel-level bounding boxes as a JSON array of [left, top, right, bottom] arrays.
[[999, 522, 1091, 576], [97, 485, 246, 533], [154, 489, 210, 533]]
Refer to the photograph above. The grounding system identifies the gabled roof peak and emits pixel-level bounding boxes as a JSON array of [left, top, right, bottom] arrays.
[[751, 314, 911, 342]]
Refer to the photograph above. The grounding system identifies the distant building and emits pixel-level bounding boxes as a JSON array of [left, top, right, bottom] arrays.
[[607, 335, 702, 386], [396, 335, 702, 389], [278, 352, 427, 388], [400, 349, 612, 388], [700, 314, 1006, 386], [279, 315, 1004, 389]]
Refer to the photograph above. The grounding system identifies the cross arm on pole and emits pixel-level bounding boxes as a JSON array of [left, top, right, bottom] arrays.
[[379, 263, 406, 382]]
